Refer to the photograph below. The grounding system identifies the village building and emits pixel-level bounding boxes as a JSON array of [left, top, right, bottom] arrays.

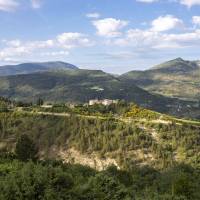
[[89, 99, 118, 106]]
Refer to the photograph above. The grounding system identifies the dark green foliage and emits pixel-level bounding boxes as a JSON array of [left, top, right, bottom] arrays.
[[0, 102, 8, 112], [15, 134, 38, 162], [0, 107, 199, 199], [0, 112, 153, 159], [0, 111, 200, 169], [37, 98, 44, 106], [0, 97, 11, 112], [0, 157, 200, 200]]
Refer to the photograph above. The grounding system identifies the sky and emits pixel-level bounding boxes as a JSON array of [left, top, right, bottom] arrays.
[[0, 0, 200, 73]]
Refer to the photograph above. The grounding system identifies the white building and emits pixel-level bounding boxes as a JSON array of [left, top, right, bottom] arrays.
[[89, 99, 118, 106]]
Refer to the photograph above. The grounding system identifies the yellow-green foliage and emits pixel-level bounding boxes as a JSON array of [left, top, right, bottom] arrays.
[[125, 105, 160, 120]]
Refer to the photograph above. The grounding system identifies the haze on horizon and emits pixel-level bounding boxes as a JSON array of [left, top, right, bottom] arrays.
[[1, 0, 200, 73]]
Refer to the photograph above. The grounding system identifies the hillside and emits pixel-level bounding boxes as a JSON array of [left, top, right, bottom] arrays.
[[0, 69, 151, 103], [1, 103, 200, 199], [120, 58, 200, 101], [0, 69, 198, 118], [0, 61, 78, 76], [1, 104, 200, 170]]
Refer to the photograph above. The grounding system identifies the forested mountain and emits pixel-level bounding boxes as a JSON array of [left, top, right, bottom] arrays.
[[0, 61, 78, 76], [0, 69, 154, 103], [120, 58, 200, 101], [0, 68, 198, 118]]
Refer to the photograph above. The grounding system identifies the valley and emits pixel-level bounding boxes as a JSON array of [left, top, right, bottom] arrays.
[[0, 59, 200, 199], [1, 0, 200, 198], [0, 61, 199, 119]]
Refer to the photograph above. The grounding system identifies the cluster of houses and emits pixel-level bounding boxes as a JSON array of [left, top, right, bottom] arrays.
[[40, 99, 119, 108], [89, 99, 118, 106]]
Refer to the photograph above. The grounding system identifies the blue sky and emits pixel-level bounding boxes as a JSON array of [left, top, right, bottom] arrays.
[[0, 0, 200, 73]]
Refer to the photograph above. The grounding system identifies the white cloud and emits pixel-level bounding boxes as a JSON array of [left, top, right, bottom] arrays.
[[136, 0, 158, 3], [0, 0, 19, 11], [0, 39, 54, 60], [31, 0, 42, 9], [151, 15, 184, 32], [92, 18, 129, 37], [86, 12, 100, 19], [114, 29, 161, 48], [57, 32, 93, 49], [0, 32, 93, 61], [179, 0, 200, 7], [192, 16, 200, 26], [112, 28, 200, 50]]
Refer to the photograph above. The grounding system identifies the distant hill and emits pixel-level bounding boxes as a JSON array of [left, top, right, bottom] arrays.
[[0, 61, 78, 76], [0, 69, 156, 105], [120, 58, 200, 101], [0, 68, 199, 118]]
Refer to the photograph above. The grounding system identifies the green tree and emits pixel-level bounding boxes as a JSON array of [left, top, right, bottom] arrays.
[[15, 134, 38, 162], [0, 102, 8, 112], [37, 98, 44, 106]]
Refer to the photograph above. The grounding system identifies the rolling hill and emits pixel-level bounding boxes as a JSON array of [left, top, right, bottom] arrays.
[[0, 69, 160, 104], [0, 61, 78, 76], [0, 68, 194, 116], [120, 58, 200, 101]]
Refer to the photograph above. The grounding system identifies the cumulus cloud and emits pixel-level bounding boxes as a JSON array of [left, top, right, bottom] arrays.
[[86, 12, 100, 19], [151, 15, 184, 32], [0, 32, 93, 61], [92, 18, 129, 37], [0, 39, 54, 61], [57, 32, 93, 49], [0, 0, 19, 11], [112, 28, 200, 50], [99, 15, 200, 55]]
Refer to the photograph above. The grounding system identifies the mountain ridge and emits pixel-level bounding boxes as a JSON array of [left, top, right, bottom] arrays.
[[0, 68, 199, 119], [0, 61, 78, 76], [120, 58, 200, 101]]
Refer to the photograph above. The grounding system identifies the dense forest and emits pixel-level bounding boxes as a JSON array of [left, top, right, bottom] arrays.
[[1, 152, 200, 199]]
